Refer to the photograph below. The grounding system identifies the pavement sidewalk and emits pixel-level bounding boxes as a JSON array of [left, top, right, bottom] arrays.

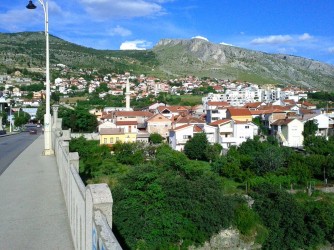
[[0, 135, 74, 250]]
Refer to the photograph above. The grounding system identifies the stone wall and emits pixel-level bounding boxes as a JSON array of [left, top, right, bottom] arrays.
[[52, 112, 121, 250]]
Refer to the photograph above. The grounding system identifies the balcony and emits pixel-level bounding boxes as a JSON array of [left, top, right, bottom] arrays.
[[220, 136, 237, 143], [176, 138, 190, 144], [219, 127, 233, 133]]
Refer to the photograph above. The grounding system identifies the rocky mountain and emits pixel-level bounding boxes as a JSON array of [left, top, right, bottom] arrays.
[[153, 38, 334, 90], [1, 32, 334, 90]]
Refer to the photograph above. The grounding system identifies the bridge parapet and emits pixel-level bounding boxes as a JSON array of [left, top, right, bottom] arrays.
[[53, 127, 122, 250]]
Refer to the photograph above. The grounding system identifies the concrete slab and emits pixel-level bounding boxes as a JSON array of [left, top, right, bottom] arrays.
[[0, 135, 74, 250]]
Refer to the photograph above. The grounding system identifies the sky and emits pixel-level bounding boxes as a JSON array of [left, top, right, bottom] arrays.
[[1, 0, 334, 65]]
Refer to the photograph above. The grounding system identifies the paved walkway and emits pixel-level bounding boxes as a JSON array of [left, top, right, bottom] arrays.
[[0, 135, 74, 250]]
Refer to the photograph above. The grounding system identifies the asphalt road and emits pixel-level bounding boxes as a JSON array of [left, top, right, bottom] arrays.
[[0, 131, 40, 175]]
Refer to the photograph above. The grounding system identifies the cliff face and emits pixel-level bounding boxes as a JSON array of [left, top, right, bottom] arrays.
[[154, 38, 334, 90]]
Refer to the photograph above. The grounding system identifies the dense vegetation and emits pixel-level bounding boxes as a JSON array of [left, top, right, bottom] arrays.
[[70, 133, 334, 249]]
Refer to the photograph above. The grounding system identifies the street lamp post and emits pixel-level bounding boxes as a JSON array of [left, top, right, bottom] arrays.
[[26, 0, 53, 155], [9, 104, 12, 133]]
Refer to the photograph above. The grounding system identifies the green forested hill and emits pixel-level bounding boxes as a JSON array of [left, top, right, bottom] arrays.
[[1, 32, 334, 90]]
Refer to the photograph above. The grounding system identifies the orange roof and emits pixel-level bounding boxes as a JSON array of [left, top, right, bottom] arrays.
[[146, 113, 171, 122], [209, 119, 232, 126], [157, 106, 189, 113], [243, 102, 263, 108], [271, 119, 295, 126], [193, 125, 203, 133], [258, 105, 290, 111], [116, 121, 138, 126], [227, 108, 252, 116], [100, 128, 124, 135], [299, 101, 316, 107], [114, 111, 153, 117], [171, 124, 192, 131], [250, 110, 267, 115], [175, 115, 205, 124], [207, 101, 230, 107], [101, 113, 113, 119], [283, 99, 296, 105]]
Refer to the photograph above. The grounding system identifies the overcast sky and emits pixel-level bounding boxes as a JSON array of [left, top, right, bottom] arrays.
[[1, 0, 334, 65]]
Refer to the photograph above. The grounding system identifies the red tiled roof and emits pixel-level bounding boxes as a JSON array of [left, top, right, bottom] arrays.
[[116, 121, 138, 126], [175, 115, 205, 124], [227, 108, 252, 116], [243, 102, 263, 108], [114, 111, 153, 117], [171, 124, 192, 131], [207, 101, 230, 107], [209, 119, 231, 126], [250, 110, 267, 115], [193, 125, 203, 133], [100, 128, 124, 135], [157, 106, 189, 113], [271, 119, 295, 126]]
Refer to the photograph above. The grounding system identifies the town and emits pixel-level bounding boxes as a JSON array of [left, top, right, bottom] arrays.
[[1, 69, 333, 151]]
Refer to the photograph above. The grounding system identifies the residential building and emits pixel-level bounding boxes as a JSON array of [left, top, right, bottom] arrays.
[[146, 113, 172, 138], [99, 128, 136, 146], [271, 118, 304, 147]]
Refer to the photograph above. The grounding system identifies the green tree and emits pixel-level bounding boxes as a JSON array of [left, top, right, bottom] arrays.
[[184, 132, 209, 161], [205, 143, 222, 162], [149, 133, 163, 144], [13, 111, 30, 127], [303, 120, 318, 138], [304, 136, 334, 156], [113, 141, 146, 165], [60, 106, 98, 132], [113, 162, 238, 249], [252, 185, 307, 250]]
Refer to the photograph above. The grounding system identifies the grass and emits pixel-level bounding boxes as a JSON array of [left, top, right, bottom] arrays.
[[60, 96, 87, 104], [180, 95, 203, 106]]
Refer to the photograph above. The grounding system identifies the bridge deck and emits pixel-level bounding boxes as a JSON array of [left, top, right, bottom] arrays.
[[0, 135, 74, 250]]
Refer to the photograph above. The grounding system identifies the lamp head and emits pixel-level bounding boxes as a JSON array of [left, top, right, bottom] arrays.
[[26, 0, 37, 9]]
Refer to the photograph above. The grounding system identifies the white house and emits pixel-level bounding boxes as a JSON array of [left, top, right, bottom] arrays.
[[271, 118, 304, 147], [169, 124, 206, 151], [299, 113, 330, 137], [210, 119, 258, 149]]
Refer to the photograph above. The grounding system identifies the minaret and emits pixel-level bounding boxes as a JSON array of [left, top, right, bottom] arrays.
[[125, 72, 131, 111]]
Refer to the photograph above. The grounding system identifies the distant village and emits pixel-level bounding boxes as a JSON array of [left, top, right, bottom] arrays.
[[0, 69, 334, 151]]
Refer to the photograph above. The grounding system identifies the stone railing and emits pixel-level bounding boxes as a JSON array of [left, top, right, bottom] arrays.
[[52, 108, 121, 250]]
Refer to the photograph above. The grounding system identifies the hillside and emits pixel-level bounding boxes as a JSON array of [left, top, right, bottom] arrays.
[[1, 32, 334, 90], [153, 38, 334, 90], [0, 32, 158, 76]]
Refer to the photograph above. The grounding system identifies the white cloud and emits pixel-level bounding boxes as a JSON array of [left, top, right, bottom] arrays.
[[191, 36, 209, 42], [120, 40, 151, 50], [329, 47, 334, 54], [79, 0, 164, 20], [277, 47, 297, 54], [0, 9, 39, 31], [251, 35, 292, 45], [220, 42, 233, 46], [299, 33, 313, 41], [108, 26, 132, 37]]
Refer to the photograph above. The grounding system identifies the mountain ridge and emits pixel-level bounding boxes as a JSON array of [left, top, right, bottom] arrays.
[[0, 32, 333, 90], [153, 38, 334, 90]]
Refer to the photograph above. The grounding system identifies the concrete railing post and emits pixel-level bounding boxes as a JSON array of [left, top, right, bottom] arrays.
[[69, 152, 79, 173], [86, 184, 114, 250]]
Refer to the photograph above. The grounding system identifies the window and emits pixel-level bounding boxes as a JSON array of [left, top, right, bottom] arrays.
[[116, 137, 119, 142], [183, 135, 191, 139], [104, 138, 107, 144], [110, 138, 113, 143], [245, 126, 249, 129]]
